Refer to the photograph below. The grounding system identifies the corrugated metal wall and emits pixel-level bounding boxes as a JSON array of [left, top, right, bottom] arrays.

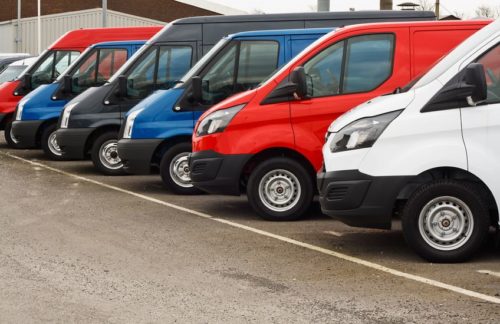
[[0, 8, 164, 54]]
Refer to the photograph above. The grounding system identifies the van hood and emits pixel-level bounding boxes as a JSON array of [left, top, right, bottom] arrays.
[[329, 90, 415, 132], [200, 89, 257, 120]]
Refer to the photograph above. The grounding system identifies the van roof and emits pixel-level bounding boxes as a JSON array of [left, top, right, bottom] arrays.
[[229, 28, 334, 38], [49, 26, 161, 50], [413, 18, 499, 88], [90, 40, 147, 48]]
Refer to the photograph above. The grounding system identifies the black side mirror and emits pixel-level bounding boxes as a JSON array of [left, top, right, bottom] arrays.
[[464, 63, 487, 105], [191, 76, 202, 103], [63, 75, 72, 93], [117, 75, 128, 97], [23, 73, 32, 90], [290, 67, 309, 99]]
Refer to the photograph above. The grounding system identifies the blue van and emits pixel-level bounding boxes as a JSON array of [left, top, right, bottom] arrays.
[[117, 28, 332, 194], [11, 40, 146, 159]]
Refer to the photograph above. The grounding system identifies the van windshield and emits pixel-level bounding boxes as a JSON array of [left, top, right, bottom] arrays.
[[0, 65, 26, 83], [26, 50, 80, 89]]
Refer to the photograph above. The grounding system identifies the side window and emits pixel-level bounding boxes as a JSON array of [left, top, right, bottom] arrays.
[[201, 43, 238, 105], [236, 41, 279, 91], [343, 34, 394, 93], [304, 41, 344, 97], [73, 50, 98, 92], [31, 51, 79, 89], [477, 44, 500, 104], [97, 48, 127, 82], [127, 46, 158, 98], [303, 33, 395, 98], [156, 46, 192, 90]]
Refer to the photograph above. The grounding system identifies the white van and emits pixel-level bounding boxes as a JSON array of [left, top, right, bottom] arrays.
[[318, 19, 500, 262]]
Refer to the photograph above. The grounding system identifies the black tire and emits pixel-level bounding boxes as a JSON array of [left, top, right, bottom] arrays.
[[247, 157, 314, 221], [159, 142, 202, 195], [41, 123, 64, 160], [90, 131, 124, 175], [402, 180, 490, 263], [4, 120, 21, 148]]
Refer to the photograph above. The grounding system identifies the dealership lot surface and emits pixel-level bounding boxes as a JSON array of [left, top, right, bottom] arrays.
[[0, 135, 499, 323]]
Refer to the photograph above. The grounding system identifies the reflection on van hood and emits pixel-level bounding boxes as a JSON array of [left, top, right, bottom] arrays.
[[329, 90, 415, 132], [201, 89, 257, 119]]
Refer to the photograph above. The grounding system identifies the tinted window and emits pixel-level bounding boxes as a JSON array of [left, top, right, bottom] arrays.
[[303, 41, 343, 97], [303, 34, 394, 98], [72, 48, 128, 94], [343, 34, 394, 93], [201, 40, 279, 106], [31, 50, 79, 89], [478, 44, 500, 104], [127, 45, 192, 99]]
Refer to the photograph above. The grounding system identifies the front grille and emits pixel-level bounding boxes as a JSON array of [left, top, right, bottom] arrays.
[[326, 186, 348, 201]]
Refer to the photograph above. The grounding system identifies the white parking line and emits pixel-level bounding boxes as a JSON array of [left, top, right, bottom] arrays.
[[5, 151, 500, 305], [477, 270, 500, 278], [324, 230, 343, 237]]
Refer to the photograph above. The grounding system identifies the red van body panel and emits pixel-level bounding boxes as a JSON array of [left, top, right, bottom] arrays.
[[193, 21, 491, 173], [0, 26, 161, 128]]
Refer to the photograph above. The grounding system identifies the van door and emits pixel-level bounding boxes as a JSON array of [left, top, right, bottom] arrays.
[[289, 29, 408, 169], [460, 43, 500, 211], [190, 37, 284, 125], [120, 42, 196, 120]]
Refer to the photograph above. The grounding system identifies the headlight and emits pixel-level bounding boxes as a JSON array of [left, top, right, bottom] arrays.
[[329, 110, 401, 153], [15, 99, 28, 121], [122, 108, 143, 139], [60, 102, 79, 128], [195, 104, 245, 137]]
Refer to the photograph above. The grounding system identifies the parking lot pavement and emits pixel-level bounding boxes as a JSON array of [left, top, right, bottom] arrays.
[[1, 135, 500, 323]]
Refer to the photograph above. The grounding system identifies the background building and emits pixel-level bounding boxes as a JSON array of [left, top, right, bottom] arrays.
[[0, 0, 245, 54]]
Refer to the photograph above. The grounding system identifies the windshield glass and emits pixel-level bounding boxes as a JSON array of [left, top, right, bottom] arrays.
[[28, 50, 80, 89], [0, 65, 26, 83], [176, 38, 229, 86]]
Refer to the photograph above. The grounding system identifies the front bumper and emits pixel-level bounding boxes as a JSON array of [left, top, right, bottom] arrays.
[[118, 138, 162, 174], [317, 169, 411, 230], [11, 120, 44, 148], [54, 128, 94, 160], [189, 150, 252, 196]]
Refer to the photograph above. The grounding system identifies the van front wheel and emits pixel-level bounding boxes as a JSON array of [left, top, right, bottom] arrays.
[[159, 142, 202, 195], [247, 157, 313, 221], [402, 180, 490, 262], [41, 123, 64, 160], [91, 132, 124, 175]]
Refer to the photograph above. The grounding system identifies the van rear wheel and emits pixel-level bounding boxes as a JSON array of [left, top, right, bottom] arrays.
[[402, 180, 490, 263], [4, 120, 21, 148], [159, 142, 202, 195], [91, 131, 124, 175], [247, 157, 313, 221], [41, 123, 64, 160]]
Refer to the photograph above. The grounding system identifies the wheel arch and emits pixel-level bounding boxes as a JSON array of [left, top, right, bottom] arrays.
[[151, 134, 193, 167], [84, 124, 121, 155], [36, 118, 59, 145]]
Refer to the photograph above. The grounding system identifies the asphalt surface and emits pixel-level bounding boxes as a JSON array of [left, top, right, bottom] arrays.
[[0, 133, 500, 323]]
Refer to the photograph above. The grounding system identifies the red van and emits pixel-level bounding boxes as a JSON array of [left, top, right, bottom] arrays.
[[190, 20, 491, 221], [0, 26, 161, 146]]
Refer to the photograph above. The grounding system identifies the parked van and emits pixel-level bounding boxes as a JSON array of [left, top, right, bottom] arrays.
[[190, 20, 491, 221], [318, 19, 500, 263], [117, 28, 332, 193], [11, 39, 156, 159], [0, 57, 37, 85], [53, 11, 435, 175], [0, 26, 161, 147]]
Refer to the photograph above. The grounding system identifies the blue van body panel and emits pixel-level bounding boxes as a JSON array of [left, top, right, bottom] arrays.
[[128, 29, 331, 142]]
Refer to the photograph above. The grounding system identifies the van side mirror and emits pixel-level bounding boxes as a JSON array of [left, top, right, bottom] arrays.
[[117, 75, 128, 97], [422, 63, 488, 112], [191, 76, 202, 103], [22, 73, 32, 90], [63, 75, 72, 93], [464, 63, 487, 106], [290, 67, 309, 100]]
